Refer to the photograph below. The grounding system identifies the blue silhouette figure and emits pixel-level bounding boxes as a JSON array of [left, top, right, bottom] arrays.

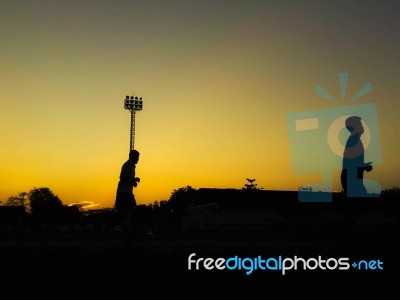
[[341, 116, 373, 197]]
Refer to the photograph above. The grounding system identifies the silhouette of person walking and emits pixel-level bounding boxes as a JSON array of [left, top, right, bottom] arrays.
[[115, 149, 140, 232], [341, 116, 372, 197]]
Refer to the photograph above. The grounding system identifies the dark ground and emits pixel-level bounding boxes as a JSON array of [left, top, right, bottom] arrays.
[[0, 225, 399, 300]]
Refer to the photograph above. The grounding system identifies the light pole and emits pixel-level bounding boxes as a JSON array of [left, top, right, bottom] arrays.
[[124, 95, 143, 150]]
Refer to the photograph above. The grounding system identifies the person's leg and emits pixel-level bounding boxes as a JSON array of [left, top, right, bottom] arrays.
[[357, 167, 368, 195], [341, 169, 347, 196], [115, 193, 133, 232], [114, 192, 124, 227], [347, 168, 367, 197], [125, 193, 137, 236]]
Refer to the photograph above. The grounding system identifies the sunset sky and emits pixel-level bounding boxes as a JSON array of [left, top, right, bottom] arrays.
[[1, 0, 399, 208]]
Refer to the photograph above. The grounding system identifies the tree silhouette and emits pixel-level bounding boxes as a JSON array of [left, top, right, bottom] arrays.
[[168, 186, 197, 230], [169, 186, 197, 203], [298, 186, 313, 192], [242, 178, 263, 190], [28, 187, 63, 223], [382, 187, 400, 195], [6, 192, 30, 212]]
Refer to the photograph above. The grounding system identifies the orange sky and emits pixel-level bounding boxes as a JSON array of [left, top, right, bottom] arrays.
[[1, 1, 399, 208]]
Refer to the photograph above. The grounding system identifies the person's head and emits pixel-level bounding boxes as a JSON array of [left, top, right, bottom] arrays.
[[129, 149, 140, 163], [345, 116, 364, 135]]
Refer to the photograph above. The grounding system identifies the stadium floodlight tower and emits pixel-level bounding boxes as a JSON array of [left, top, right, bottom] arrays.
[[124, 95, 143, 150]]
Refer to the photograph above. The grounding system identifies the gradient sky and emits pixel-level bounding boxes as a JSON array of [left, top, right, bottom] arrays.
[[1, 0, 399, 208]]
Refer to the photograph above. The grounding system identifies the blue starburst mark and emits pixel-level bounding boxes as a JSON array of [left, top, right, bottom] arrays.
[[315, 72, 373, 104]]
